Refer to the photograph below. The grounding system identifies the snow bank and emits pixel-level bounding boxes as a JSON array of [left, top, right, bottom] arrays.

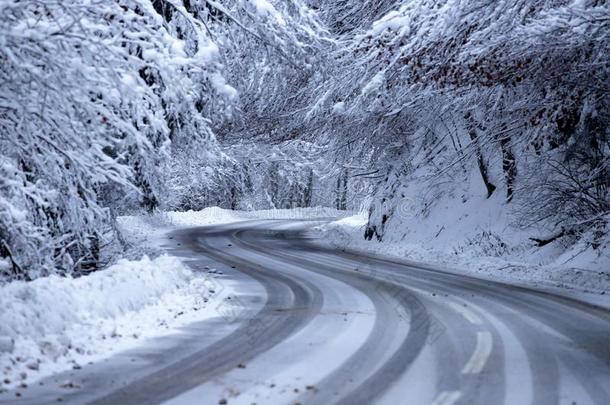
[[117, 206, 350, 248], [324, 160, 610, 300], [163, 206, 348, 227], [0, 255, 216, 388], [314, 213, 610, 303]]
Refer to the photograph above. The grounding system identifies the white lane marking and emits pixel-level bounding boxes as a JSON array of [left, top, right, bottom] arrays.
[[431, 390, 462, 405], [462, 331, 493, 374], [448, 301, 483, 325]]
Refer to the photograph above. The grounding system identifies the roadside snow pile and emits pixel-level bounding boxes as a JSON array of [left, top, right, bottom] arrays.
[[116, 207, 249, 251], [314, 212, 610, 300], [163, 206, 349, 227], [117, 206, 350, 248], [163, 207, 258, 228], [0, 255, 215, 389]]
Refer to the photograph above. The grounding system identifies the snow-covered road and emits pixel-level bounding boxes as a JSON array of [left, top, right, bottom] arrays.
[[7, 220, 610, 404]]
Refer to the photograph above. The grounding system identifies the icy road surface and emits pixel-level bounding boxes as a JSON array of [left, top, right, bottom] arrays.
[[6, 220, 610, 404]]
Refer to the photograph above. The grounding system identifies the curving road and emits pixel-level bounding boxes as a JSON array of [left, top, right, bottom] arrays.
[[7, 219, 610, 404]]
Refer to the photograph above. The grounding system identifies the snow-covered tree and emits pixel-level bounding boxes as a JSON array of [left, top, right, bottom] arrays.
[[2, 0, 608, 279], [0, 0, 227, 279], [304, 0, 609, 248]]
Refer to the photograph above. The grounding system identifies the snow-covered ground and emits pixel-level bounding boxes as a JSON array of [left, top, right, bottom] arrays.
[[0, 208, 270, 391], [313, 210, 610, 307], [128, 205, 609, 306], [0, 255, 227, 390], [0, 206, 346, 392], [2, 205, 607, 394], [116, 206, 347, 251], [318, 166, 610, 308]]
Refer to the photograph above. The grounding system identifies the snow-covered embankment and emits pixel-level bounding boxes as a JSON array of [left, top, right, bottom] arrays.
[[0, 255, 218, 390]]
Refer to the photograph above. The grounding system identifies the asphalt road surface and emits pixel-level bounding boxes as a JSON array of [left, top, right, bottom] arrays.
[[6, 220, 610, 404]]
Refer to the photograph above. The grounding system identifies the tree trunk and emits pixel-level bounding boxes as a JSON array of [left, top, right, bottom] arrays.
[[340, 169, 348, 209], [335, 168, 348, 210], [464, 111, 496, 198], [303, 168, 314, 207], [499, 135, 517, 202], [269, 162, 280, 208], [364, 155, 406, 242]]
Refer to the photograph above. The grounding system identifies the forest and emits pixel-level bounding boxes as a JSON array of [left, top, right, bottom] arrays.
[[1, 0, 609, 280]]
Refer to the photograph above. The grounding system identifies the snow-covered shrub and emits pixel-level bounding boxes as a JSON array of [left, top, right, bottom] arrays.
[[454, 231, 510, 258]]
